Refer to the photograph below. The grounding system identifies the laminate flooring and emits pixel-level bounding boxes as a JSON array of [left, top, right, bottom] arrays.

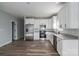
[[0, 40, 59, 56]]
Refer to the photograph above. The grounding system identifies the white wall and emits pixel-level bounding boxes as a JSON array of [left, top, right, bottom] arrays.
[[0, 10, 12, 47], [0, 10, 24, 47], [17, 19, 24, 39]]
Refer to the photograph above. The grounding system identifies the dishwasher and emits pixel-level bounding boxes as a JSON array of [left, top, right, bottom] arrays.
[[53, 35, 57, 51]]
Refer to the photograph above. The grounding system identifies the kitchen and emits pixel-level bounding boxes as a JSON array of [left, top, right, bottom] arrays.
[[0, 2, 79, 56], [24, 2, 79, 56]]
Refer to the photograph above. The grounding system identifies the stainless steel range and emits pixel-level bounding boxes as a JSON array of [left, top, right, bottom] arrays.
[[39, 25, 46, 38]]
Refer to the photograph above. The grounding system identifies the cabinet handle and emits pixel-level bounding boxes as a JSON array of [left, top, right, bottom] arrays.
[[65, 24, 66, 28], [60, 25, 62, 28]]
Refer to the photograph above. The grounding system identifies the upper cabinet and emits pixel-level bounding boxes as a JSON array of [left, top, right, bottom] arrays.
[[24, 18, 34, 24], [34, 19, 52, 29], [57, 2, 79, 29], [34, 19, 40, 29], [52, 16, 58, 29], [24, 18, 52, 29]]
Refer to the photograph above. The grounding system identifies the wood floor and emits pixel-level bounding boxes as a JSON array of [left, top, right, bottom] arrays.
[[0, 40, 59, 56]]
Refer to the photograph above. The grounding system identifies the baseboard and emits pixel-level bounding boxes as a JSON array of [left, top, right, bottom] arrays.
[[0, 40, 12, 47]]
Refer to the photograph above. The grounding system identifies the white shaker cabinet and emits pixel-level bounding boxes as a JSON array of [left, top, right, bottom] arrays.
[[60, 6, 66, 29], [57, 37, 62, 55], [34, 32, 39, 40], [57, 7, 64, 29], [57, 37, 78, 56], [25, 18, 34, 24], [68, 3, 79, 28], [65, 2, 79, 28], [34, 19, 40, 29], [34, 19, 40, 40], [57, 2, 79, 29], [47, 32, 53, 44]]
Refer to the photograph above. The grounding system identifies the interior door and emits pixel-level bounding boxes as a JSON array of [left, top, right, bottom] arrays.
[[12, 22, 15, 42]]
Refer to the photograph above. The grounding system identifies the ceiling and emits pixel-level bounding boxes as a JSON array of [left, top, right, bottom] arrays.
[[0, 2, 64, 18]]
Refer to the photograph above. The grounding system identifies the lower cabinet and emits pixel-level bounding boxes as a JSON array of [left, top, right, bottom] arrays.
[[34, 32, 39, 40], [57, 37, 62, 55], [49, 37, 53, 45], [57, 37, 78, 56], [47, 32, 53, 44], [51, 36, 53, 45]]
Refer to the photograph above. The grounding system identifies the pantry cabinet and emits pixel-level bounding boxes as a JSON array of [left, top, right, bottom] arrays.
[[57, 2, 79, 29]]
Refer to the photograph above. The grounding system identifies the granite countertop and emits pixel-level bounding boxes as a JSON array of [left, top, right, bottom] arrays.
[[52, 32, 79, 40]]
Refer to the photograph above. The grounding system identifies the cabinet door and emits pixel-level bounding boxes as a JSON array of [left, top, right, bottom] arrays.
[[65, 4, 70, 28], [63, 7, 66, 29], [34, 32, 39, 40], [65, 3, 79, 28], [57, 37, 60, 54], [51, 18, 54, 29], [58, 3, 79, 29], [50, 33, 53, 45], [57, 11, 61, 29], [60, 7, 66, 29], [57, 37, 62, 55], [69, 3, 79, 28], [48, 19, 52, 29], [57, 38, 60, 53], [53, 16, 57, 29], [25, 19, 30, 24], [31, 19, 34, 24], [25, 19, 34, 24], [58, 4, 69, 29], [62, 40, 78, 56], [58, 7, 65, 29], [34, 19, 40, 29], [51, 35, 53, 45]]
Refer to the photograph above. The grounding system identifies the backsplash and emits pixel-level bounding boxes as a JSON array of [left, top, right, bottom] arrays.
[[61, 29, 79, 37]]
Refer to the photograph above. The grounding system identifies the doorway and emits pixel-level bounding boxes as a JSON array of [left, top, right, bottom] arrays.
[[12, 21, 16, 42]]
